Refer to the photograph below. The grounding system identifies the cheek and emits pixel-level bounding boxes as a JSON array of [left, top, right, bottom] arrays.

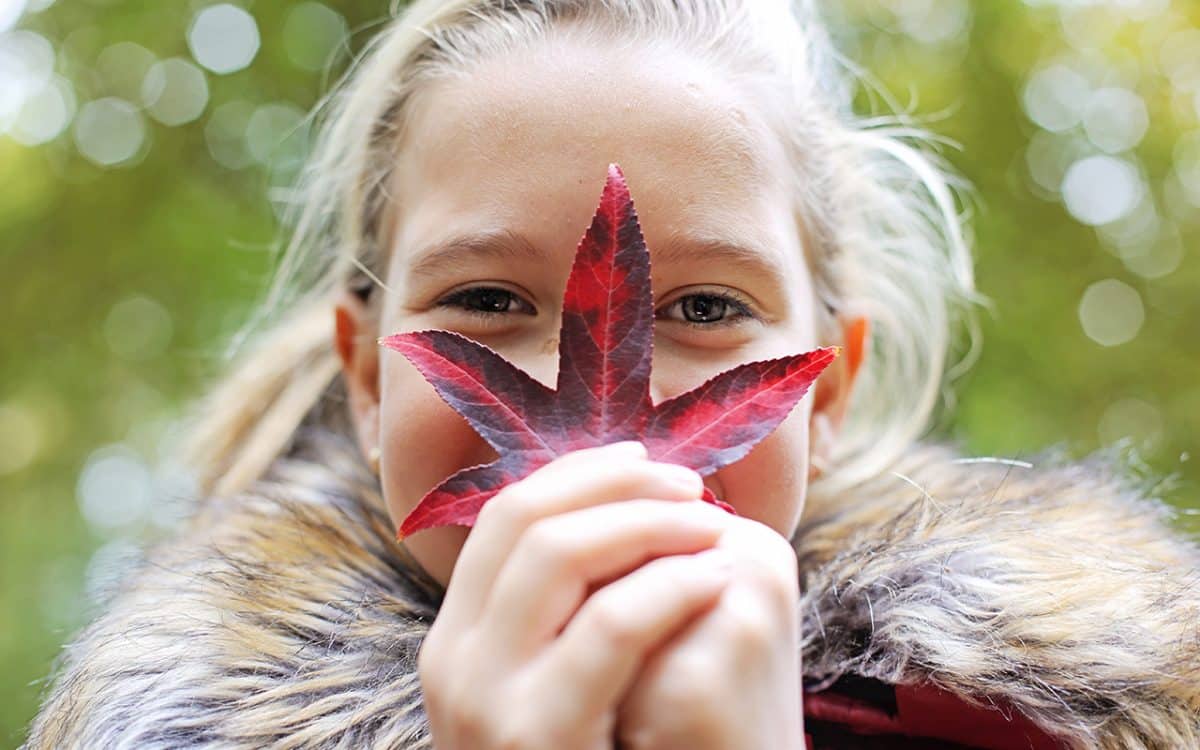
[[716, 401, 810, 538], [378, 355, 498, 586]]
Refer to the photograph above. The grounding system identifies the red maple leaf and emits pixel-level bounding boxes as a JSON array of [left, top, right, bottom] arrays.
[[379, 164, 839, 542]]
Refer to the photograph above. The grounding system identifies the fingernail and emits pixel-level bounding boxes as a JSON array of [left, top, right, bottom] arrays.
[[657, 463, 703, 494], [608, 440, 647, 457]]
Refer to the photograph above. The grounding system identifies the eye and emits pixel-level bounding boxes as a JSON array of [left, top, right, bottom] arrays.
[[436, 286, 536, 320], [659, 291, 757, 328]]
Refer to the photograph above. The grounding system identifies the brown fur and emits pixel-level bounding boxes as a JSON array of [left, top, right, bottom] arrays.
[[23, 426, 1200, 748]]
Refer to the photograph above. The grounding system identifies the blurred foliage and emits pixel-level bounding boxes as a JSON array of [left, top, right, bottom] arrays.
[[1, 0, 1197, 744]]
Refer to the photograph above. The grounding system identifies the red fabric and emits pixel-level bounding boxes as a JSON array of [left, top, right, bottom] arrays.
[[802, 680, 1070, 749]]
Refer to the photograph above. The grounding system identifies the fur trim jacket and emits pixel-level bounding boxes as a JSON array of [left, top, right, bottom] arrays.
[[23, 426, 1200, 749]]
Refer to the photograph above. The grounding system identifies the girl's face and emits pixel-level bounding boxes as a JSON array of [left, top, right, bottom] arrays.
[[336, 32, 865, 588]]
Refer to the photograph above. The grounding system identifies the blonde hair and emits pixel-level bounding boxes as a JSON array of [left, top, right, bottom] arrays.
[[175, 0, 983, 507]]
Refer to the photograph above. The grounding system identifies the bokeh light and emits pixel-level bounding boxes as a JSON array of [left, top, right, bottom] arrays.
[[1098, 194, 1160, 257], [96, 41, 156, 103], [204, 98, 256, 169], [72, 97, 148, 167], [4, 1, 1199, 744], [1078, 278, 1146, 347], [890, 0, 972, 46], [6, 73, 73, 145], [1123, 224, 1185, 279], [245, 101, 308, 166], [1061, 155, 1145, 226], [141, 57, 209, 126], [283, 2, 348, 72], [0, 1, 26, 32], [1024, 63, 1091, 133], [1025, 130, 1092, 197], [0, 399, 44, 475], [0, 29, 67, 142], [75, 443, 153, 534], [103, 294, 174, 361], [1098, 396, 1164, 450], [1158, 28, 1200, 92], [1082, 87, 1149, 153], [83, 538, 143, 608], [2, 29, 53, 88], [187, 3, 259, 75], [1176, 131, 1200, 205]]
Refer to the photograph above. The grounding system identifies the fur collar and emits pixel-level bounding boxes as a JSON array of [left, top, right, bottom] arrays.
[[24, 426, 1200, 749]]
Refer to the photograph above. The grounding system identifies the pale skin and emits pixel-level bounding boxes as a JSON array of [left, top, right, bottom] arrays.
[[334, 28, 867, 750]]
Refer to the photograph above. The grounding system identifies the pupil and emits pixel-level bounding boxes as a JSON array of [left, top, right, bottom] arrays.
[[475, 289, 509, 312], [684, 295, 725, 322]]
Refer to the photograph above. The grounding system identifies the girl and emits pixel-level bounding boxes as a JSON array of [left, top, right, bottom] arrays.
[[25, 1, 1200, 748]]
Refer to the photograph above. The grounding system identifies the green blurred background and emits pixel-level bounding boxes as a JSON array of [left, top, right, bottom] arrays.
[[2, 0, 1197, 743]]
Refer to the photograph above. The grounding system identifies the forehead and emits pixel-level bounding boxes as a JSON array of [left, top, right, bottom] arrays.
[[387, 30, 797, 276]]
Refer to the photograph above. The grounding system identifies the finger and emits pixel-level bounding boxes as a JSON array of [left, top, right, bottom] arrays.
[[531, 548, 735, 723], [699, 518, 802, 615], [437, 442, 705, 634], [482, 498, 733, 657]]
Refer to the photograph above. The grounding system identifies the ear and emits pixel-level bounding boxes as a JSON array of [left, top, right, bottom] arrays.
[[334, 289, 382, 464], [808, 314, 869, 480]]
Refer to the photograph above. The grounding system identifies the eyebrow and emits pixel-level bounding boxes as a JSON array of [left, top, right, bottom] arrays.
[[408, 228, 551, 282], [407, 227, 788, 296], [656, 233, 788, 294]]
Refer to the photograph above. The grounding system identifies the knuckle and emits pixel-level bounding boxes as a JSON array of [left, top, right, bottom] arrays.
[[521, 518, 575, 567], [483, 482, 541, 526], [441, 667, 499, 740], [764, 533, 801, 575], [449, 700, 491, 744], [416, 656, 443, 700], [416, 639, 439, 678], [418, 634, 462, 702], [585, 596, 640, 651], [723, 526, 799, 605], [490, 715, 543, 750], [417, 636, 446, 687], [755, 523, 800, 566], [661, 553, 717, 588], [724, 598, 778, 650], [630, 499, 705, 530], [656, 655, 723, 709], [748, 560, 800, 611], [488, 721, 518, 750], [475, 490, 508, 527], [474, 494, 503, 526]]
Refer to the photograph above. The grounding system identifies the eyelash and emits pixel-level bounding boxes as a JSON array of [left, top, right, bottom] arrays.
[[436, 286, 758, 328]]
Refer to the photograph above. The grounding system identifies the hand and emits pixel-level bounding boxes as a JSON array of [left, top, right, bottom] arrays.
[[614, 516, 805, 750], [417, 441, 739, 750]]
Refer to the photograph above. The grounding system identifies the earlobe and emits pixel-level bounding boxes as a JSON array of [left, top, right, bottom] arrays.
[[808, 314, 869, 478], [811, 315, 868, 427], [809, 411, 835, 479], [335, 291, 381, 404], [334, 290, 383, 458]]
